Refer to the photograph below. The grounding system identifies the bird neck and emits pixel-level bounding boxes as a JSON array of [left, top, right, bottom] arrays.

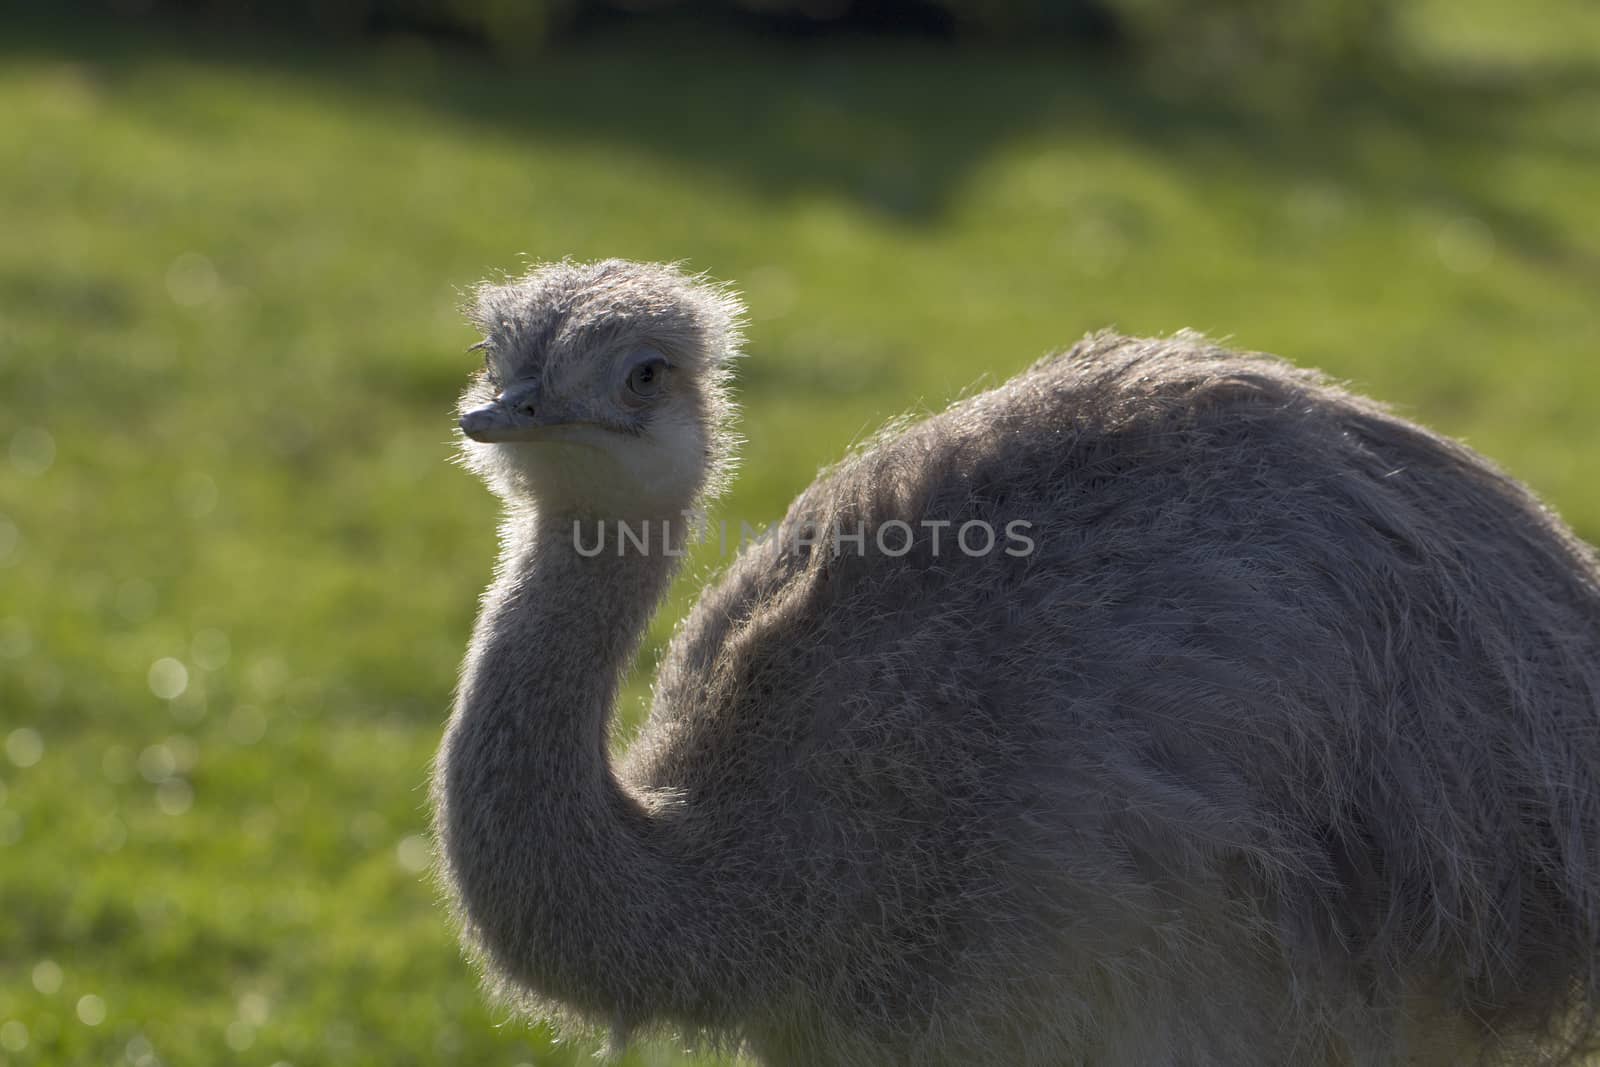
[[434, 504, 733, 1028]]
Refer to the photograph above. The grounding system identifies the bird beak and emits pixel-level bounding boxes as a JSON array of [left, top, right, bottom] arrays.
[[459, 381, 572, 442]]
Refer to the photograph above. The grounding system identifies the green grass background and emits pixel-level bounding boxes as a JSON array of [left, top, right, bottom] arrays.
[[1, 6, 1597, 1064]]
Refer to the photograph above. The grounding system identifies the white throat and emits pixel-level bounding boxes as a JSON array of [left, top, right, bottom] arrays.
[[516, 412, 709, 520]]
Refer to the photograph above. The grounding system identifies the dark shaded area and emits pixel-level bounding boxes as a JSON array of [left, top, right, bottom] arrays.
[[10, 5, 1595, 282], [84, 0, 1129, 50], [70, 0, 1416, 75]]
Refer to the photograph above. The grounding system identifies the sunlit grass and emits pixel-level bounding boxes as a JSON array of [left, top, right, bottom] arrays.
[[1, 6, 1597, 1064]]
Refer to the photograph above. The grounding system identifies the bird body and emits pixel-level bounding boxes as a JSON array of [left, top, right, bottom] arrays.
[[433, 260, 1600, 1066]]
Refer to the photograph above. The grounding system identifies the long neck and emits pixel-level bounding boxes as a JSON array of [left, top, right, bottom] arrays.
[[433, 506, 737, 1029]]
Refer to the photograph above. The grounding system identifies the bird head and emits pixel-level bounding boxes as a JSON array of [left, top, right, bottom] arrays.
[[457, 259, 743, 517]]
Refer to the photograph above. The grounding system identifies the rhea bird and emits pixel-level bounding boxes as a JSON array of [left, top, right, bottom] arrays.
[[431, 259, 1600, 1066]]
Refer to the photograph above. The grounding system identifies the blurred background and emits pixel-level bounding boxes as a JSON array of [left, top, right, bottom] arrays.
[[1, 0, 1597, 1063]]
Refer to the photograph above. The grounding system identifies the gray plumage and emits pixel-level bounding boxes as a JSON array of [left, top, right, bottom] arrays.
[[432, 259, 1600, 1066]]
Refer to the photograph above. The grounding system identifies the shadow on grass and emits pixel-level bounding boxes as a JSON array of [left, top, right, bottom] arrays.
[[5, 9, 1598, 271]]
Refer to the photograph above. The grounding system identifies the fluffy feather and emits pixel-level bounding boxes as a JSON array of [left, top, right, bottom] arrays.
[[434, 264, 1600, 1066]]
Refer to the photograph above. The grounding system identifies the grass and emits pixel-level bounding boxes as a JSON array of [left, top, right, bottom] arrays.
[[0, 6, 1597, 1064]]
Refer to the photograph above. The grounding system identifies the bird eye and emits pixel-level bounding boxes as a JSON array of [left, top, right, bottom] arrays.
[[626, 357, 668, 400]]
